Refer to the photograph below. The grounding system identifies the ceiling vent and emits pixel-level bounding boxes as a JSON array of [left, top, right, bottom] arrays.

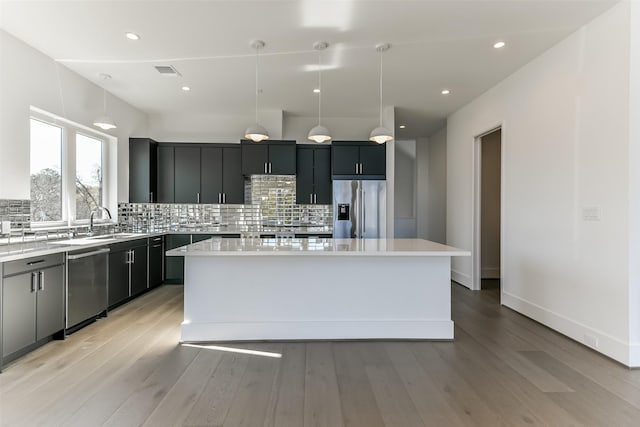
[[154, 65, 181, 77]]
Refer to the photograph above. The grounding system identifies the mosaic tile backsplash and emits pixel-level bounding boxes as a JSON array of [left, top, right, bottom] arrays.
[[119, 175, 333, 232], [0, 199, 31, 233]]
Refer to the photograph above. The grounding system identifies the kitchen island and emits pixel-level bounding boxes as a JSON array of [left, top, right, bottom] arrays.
[[167, 238, 470, 342]]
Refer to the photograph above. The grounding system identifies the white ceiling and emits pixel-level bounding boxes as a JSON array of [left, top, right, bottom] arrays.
[[0, 0, 619, 138]]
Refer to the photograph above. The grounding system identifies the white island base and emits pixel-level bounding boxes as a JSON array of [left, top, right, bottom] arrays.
[[171, 238, 470, 342]]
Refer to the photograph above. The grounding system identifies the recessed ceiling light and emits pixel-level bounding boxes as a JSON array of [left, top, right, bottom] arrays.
[[493, 41, 506, 49], [441, 89, 451, 95], [181, 86, 191, 91], [399, 125, 406, 129], [313, 88, 321, 93], [125, 32, 140, 41]]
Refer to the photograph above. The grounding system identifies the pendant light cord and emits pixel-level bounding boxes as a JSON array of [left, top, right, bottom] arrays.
[[379, 51, 383, 127], [255, 47, 259, 124], [318, 51, 322, 126]]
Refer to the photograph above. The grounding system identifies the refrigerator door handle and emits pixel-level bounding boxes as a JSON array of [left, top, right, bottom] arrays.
[[362, 189, 366, 237]]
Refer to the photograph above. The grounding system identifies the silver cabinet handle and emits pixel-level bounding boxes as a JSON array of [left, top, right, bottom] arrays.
[[38, 271, 44, 291], [223, 193, 226, 204], [197, 192, 200, 203], [310, 194, 313, 204], [360, 163, 363, 174], [314, 194, 317, 204], [264, 162, 267, 174], [269, 162, 272, 174], [152, 244, 162, 248], [355, 163, 358, 174], [132, 250, 135, 264], [150, 192, 154, 202], [68, 248, 110, 260], [218, 193, 221, 204], [31, 272, 37, 293], [126, 250, 131, 264]]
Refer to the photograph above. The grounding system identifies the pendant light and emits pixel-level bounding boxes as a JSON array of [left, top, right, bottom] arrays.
[[245, 40, 269, 142], [308, 42, 331, 143], [369, 43, 392, 144], [93, 73, 117, 130]]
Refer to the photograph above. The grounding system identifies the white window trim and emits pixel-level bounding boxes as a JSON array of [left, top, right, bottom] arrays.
[[29, 106, 117, 228]]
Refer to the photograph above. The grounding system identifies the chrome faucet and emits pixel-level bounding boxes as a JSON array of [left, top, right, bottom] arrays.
[[89, 206, 112, 235]]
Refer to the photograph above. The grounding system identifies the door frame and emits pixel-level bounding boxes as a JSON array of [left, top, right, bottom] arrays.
[[472, 123, 505, 292]]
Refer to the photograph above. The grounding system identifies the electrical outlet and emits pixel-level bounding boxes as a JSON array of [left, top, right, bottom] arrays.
[[584, 334, 599, 349]]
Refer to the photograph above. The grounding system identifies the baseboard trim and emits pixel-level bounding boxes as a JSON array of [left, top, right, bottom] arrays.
[[451, 269, 471, 288], [181, 320, 454, 342], [502, 291, 633, 366], [481, 267, 500, 279]]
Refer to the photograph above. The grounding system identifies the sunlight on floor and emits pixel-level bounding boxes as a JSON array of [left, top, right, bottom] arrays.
[[180, 343, 282, 358]]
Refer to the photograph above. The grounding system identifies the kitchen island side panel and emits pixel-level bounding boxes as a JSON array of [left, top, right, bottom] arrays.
[[181, 255, 453, 341]]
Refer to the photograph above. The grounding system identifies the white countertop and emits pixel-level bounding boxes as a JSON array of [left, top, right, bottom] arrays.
[[166, 238, 470, 257]]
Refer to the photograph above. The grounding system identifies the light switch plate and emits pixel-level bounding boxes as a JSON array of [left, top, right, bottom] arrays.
[[582, 206, 601, 221]]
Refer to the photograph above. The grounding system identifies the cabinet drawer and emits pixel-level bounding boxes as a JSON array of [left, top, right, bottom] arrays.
[[3, 253, 64, 277]]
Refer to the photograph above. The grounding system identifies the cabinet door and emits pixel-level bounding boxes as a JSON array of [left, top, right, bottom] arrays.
[[331, 145, 360, 176], [313, 148, 333, 204], [36, 264, 64, 341], [296, 148, 314, 204], [222, 147, 244, 204], [157, 146, 175, 203], [200, 147, 223, 203], [129, 138, 157, 203], [130, 245, 148, 296], [148, 238, 164, 288], [2, 273, 36, 357], [268, 144, 296, 175], [108, 250, 130, 307], [174, 146, 201, 203], [241, 144, 268, 175], [164, 234, 191, 284], [359, 145, 386, 177]]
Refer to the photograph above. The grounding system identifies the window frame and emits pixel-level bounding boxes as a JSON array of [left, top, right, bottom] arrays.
[[29, 107, 115, 228]]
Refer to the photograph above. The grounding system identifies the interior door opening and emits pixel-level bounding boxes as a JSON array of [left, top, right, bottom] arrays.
[[473, 127, 502, 292]]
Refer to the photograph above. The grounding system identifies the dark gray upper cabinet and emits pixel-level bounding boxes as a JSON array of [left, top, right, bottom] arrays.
[[174, 146, 201, 203], [129, 138, 158, 203], [201, 146, 244, 204], [331, 141, 386, 179], [241, 140, 296, 175], [157, 145, 175, 203], [296, 145, 332, 205]]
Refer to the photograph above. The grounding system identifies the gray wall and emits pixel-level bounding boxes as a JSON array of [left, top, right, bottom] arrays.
[[417, 128, 447, 244], [394, 140, 417, 237]]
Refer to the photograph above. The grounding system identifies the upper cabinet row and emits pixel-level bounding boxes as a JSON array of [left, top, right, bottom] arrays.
[[129, 139, 385, 205]]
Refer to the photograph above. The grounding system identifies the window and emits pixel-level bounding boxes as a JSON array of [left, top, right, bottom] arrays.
[[29, 109, 112, 226], [75, 133, 103, 220], [30, 119, 63, 222]]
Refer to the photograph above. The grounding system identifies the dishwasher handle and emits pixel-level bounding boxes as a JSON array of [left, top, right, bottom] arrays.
[[67, 248, 110, 260]]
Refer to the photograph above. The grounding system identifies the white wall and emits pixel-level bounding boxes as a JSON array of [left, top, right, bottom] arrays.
[[394, 140, 416, 237], [0, 30, 148, 203], [417, 128, 447, 244], [283, 115, 378, 143], [447, 3, 633, 364]]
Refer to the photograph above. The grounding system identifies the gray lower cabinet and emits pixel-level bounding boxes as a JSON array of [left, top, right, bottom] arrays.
[[2, 254, 64, 363], [107, 239, 148, 308], [148, 236, 164, 288]]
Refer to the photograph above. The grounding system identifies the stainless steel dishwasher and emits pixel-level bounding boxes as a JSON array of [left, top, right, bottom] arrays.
[[66, 247, 109, 331]]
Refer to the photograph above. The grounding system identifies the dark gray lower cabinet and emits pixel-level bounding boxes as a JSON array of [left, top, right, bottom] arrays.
[[107, 239, 149, 308], [2, 255, 64, 362], [148, 236, 163, 288]]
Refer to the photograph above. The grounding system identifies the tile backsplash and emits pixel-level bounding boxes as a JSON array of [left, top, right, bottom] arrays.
[[119, 175, 333, 232], [0, 199, 30, 233]]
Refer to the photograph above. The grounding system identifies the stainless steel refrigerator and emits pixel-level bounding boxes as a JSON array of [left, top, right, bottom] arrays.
[[333, 180, 386, 238]]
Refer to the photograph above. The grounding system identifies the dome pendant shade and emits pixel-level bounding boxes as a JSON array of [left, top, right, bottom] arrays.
[[93, 115, 117, 130], [308, 125, 331, 143], [245, 123, 270, 142], [369, 126, 393, 144]]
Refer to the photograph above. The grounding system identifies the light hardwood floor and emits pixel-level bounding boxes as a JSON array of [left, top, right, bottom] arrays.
[[1, 284, 640, 427]]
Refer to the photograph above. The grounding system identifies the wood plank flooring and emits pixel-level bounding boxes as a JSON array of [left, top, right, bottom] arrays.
[[2, 284, 640, 426]]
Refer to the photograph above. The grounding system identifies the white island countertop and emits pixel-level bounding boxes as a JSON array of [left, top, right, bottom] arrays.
[[166, 237, 470, 257]]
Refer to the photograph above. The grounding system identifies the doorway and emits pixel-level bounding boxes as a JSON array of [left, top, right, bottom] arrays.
[[473, 128, 502, 292]]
